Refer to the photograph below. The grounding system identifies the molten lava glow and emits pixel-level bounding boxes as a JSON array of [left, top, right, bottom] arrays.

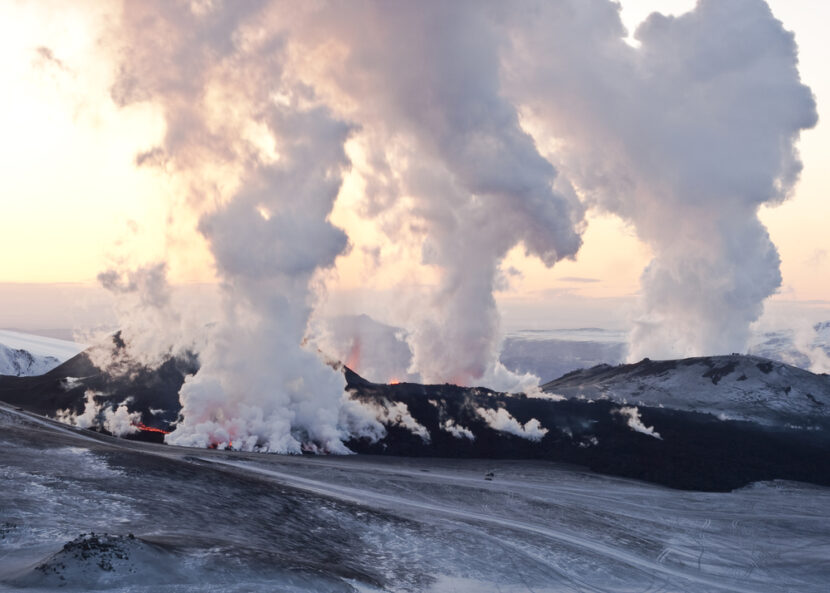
[[345, 339, 362, 372], [133, 422, 171, 435], [389, 378, 400, 385]]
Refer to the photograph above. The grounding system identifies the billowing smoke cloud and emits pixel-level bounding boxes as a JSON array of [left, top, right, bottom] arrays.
[[364, 400, 431, 442], [88, 263, 186, 377], [476, 407, 548, 441], [308, 314, 418, 384], [109, 1, 358, 452], [506, 0, 817, 359], [297, 1, 585, 389], [56, 391, 140, 437], [441, 419, 475, 441], [97, 0, 815, 452], [614, 406, 662, 440]]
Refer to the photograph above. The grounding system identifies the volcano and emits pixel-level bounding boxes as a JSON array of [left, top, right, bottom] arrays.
[[0, 339, 828, 492], [0, 333, 196, 442]]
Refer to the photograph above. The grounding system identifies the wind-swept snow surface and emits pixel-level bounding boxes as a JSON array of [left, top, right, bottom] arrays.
[[1, 403, 828, 592]]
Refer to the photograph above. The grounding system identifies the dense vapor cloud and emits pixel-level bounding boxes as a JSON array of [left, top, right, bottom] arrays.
[[99, 0, 816, 451], [299, 1, 585, 388], [308, 314, 418, 384], [506, 0, 817, 359], [55, 391, 140, 437], [476, 406, 548, 441], [89, 263, 187, 376], [172, 107, 355, 452], [614, 406, 662, 440], [110, 0, 358, 452]]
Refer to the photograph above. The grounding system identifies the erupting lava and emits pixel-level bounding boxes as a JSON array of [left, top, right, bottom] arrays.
[[133, 422, 170, 435], [345, 340, 362, 372], [389, 378, 400, 385]]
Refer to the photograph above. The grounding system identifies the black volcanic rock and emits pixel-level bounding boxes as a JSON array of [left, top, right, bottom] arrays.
[[344, 368, 830, 492], [0, 334, 196, 440], [1, 350, 828, 492]]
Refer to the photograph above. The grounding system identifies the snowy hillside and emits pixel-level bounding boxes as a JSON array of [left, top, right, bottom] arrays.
[[0, 329, 86, 360], [2, 402, 828, 593], [542, 354, 830, 427], [0, 343, 60, 376], [0, 329, 85, 376]]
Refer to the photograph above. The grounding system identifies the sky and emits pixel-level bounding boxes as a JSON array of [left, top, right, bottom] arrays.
[[0, 0, 827, 337]]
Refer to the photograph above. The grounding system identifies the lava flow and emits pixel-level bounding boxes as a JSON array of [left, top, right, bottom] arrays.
[[133, 422, 171, 435]]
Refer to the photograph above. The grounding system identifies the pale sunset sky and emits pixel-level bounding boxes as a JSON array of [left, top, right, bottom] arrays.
[[0, 0, 827, 333]]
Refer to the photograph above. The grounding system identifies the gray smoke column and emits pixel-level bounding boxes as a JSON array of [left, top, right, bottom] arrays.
[[507, 0, 817, 359], [300, 1, 585, 388], [110, 1, 357, 452]]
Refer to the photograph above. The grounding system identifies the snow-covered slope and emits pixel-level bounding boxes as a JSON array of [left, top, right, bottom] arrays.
[[542, 354, 830, 427], [2, 403, 828, 593], [0, 329, 85, 360], [0, 329, 85, 376], [0, 343, 61, 376]]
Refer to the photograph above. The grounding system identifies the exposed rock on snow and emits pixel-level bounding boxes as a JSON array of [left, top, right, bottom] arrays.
[[543, 354, 830, 427], [0, 343, 60, 376]]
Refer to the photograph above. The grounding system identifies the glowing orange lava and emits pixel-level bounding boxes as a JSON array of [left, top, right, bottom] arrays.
[[389, 378, 400, 385], [345, 339, 362, 371], [133, 422, 170, 435]]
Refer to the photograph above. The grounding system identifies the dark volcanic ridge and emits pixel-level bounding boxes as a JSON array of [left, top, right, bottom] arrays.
[[0, 339, 828, 492], [0, 333, 196, 441]]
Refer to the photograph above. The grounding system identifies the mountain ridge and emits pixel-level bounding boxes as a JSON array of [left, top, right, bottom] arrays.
[[0, 347, 827, 491], [0, 343, 60, 377]]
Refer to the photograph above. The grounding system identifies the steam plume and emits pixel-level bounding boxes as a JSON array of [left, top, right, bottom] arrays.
[[476, 407, 548, 441], [111, 1, 356, 452], [506, 0, 817, 358], [299, 1, 585, 388], [97, 0, 816, 451]]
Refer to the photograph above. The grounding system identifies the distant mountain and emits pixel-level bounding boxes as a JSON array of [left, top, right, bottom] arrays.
[[0, 329, 86, 377], [542, 354, 830, 428], [0, 343, 60, 376], [500, 331, 626, 383], [0, 329, 85, 360]]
